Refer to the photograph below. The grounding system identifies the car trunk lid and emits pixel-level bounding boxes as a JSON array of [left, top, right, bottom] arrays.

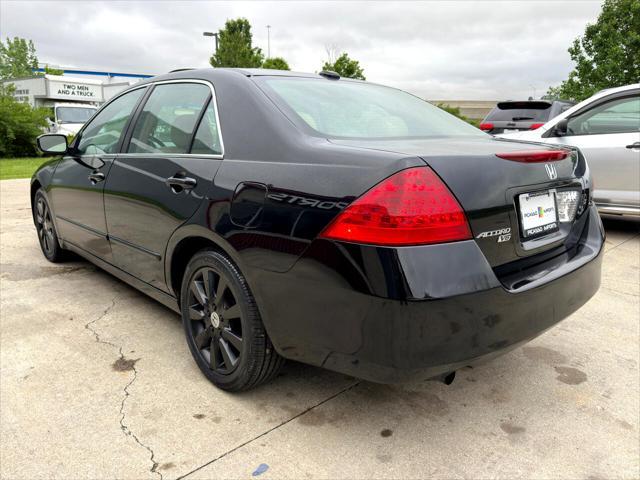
[[329, 136, 588, 267]]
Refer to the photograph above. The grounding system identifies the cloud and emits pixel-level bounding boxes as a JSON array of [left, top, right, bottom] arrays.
[[0, 0, 602, 99]]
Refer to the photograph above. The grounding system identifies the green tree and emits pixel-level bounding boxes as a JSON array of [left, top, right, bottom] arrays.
[[0, 84, 49, 157], [546, 0, 640, 101], [210, 18, 264, 68], [0, 37, 38, 79], [42, 64, 64, 76], [322, 52, 366, 80], [262, 57, 290, 70], [436, 103, 480, 128]]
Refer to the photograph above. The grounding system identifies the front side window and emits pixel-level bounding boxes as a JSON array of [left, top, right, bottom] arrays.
[[257, 77, 484, 139], [191, 99, 223, 155], [76, 88, 145, 155], [567, 95, 640, 135], [128, 83, 210, 154]]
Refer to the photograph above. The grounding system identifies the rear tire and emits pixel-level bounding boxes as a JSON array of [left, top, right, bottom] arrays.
[[180, 249, 284, 391], [32, 189, 67, 263]]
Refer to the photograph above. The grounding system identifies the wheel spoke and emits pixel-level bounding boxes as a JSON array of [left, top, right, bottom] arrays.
[[189, 305, 205, 321], [194, 327, 212, 350], [43, 231, 50, 251], [37, 200, 44, 217], [190, 279, 207, 307], [221, 303, 241, 320], [221, 328, 243, 351], [219, 337, 237, 368], [215, 277, 227, 303], [210, 335, 220, 369], [203, 270, 215, 306]]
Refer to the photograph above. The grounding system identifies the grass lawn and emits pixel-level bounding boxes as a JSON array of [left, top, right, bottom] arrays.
[[0, 157, 50, 181]]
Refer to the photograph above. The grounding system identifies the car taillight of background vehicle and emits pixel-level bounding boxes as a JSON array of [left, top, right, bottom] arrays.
[[529, 123, 545, 130], [479, 122, 494, 131], [319, 167, 471, 246]]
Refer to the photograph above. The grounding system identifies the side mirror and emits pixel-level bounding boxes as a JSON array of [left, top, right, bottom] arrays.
[[37, 134, 68, 155], [553, 118, 569, 137]]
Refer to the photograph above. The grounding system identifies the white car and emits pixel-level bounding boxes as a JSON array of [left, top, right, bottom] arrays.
[[498, 84, 640, 217]]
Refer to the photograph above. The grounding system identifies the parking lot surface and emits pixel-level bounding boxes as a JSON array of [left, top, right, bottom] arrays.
[[1, 178, 639, 479]]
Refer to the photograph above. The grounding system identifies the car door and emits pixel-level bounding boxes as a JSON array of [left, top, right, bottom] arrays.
[[104, 80, 224, 291], [50, 87, 147, 261], [545, 91, 640, 209]]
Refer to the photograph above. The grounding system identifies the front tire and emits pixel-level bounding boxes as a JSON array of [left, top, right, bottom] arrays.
[[180, 249, 284, 391], [33, 189, 67, 263]]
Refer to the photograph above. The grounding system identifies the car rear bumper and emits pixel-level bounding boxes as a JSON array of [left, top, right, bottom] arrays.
[[251, 205, 604, 383]]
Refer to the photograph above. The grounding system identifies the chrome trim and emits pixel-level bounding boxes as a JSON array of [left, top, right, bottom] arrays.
[[597, 204, 640, 216], [117, 152, 223, 160], [122, 78, 225, 158]]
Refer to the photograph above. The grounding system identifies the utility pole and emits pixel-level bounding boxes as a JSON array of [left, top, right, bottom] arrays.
[[203, 31, 218, 54], [266, 25, 271, 58]]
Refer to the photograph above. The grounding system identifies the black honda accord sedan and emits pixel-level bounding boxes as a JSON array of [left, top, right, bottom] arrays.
[[32, 68, 604, 391]]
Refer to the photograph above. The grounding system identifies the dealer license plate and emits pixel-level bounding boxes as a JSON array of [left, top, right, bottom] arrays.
[[518, 190, 559, 239]]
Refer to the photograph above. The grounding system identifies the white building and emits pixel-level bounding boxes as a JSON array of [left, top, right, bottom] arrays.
[[2, 66, 154, 134], [3, 65, 154, 109]]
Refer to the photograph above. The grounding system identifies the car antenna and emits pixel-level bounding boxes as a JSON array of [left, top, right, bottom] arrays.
[[319, 70, 340, 80]]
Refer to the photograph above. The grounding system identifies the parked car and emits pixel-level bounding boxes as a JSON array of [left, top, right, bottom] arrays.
[[32, 69, 603, 391], [46, 103, 98, 136], [480, 100, 575, 134], [498, 84, 640, 217]]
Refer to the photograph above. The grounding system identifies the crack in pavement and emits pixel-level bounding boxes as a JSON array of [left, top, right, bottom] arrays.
[[85, 296, 163, 480], [178, 381, 362, 479]]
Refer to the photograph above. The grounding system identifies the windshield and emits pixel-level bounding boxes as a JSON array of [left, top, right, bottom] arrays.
[[56, 106, 97, 124], [258, 77, 484, 139]]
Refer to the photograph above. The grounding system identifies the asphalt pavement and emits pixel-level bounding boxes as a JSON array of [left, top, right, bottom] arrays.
[[1, 178, 638, 479]]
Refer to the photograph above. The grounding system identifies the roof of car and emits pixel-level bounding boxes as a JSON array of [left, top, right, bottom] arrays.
[[164, 68, 335, 79]]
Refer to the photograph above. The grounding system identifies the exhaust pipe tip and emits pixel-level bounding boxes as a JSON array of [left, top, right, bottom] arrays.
[[432, 371, 456, 385]]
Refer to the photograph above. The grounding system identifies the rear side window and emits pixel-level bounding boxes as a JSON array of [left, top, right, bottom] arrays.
[[128, 83, 210, 154], [567, 95, 640, 135], [485, 102, 551, 122], [191, 100, 223, 155]]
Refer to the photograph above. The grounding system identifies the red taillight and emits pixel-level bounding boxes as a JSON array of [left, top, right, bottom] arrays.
[[479, 122, 494, 131], [529, 123, 545, 130], [319, 167, 471, 246], [495, 149, 569, 163]]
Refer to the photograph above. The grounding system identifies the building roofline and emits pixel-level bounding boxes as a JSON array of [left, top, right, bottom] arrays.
[[34, 67, 154, 79]]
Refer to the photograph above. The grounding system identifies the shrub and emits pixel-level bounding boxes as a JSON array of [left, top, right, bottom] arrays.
[[0, 85, 48, 157], [436, 103, 480, 128]]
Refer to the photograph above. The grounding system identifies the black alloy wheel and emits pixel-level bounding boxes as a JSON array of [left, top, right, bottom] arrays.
[[187, 266, 244, 374], [180, 249, 284, 391], [33, 189, 66, 262]]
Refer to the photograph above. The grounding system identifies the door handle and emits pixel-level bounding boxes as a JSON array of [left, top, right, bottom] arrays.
[[88, 172, 105, 184], [166, 175, 197, 192], [625, 142, 640, 150]]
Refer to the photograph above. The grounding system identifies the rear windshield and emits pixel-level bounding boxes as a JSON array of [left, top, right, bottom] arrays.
[[485, 102, 551, 122], [257, 77, 484, 139]]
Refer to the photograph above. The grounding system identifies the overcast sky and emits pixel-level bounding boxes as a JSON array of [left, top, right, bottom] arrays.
[[1, 0, 602, 100]]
